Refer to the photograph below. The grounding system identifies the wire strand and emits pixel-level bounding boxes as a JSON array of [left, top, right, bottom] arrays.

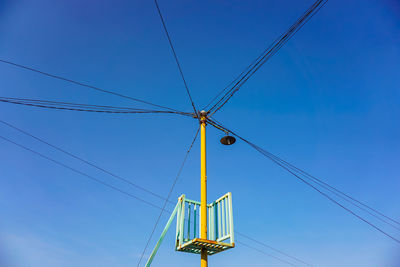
[[0, 97, 193, 117], [0, 59, 184, 113], [261, 153, 400, 227], [136, 126, 200, 266], [0, 135, 166, 210], [206, 0, 328, 117], [236, 231, 313, 267], [0, 119, 176, 205], [208, 0, 327, 114], [153, 0, 199, 118], [0, 97, 168, 111], [0, 122, 311, 266], [209, 118, 400, 230], [207, 118, 400, 244], [262, 153, 400, 231], [237, 240, 298, 267]]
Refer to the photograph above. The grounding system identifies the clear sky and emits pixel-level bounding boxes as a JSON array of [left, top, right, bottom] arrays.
[[0, 0, 399, 266]]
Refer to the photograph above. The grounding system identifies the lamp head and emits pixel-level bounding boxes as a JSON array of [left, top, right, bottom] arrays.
[[220, 135, 236, 145]]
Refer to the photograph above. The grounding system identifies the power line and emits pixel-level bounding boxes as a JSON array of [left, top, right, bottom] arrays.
[[1, 97, 148, 111], [207, 0, 327, 115], [206, 0, 328, 117], [207, 118, 400, 244], [210, 119, 400, 243], [0, 97, 193, 117], [0, 1, 345, 263], [0, 59, 184, 113], [0, 135, 165, 211], [153, 0, 199, 118], [202, 53, 263, 111], [134, 123, 310, 267], [257, 151, 400, 244], [0, 96, 186, 113], [208, 119, 400, 231], [210, 116, 400, 232], [237, 240, 299, 267], [136, 126, 200, 266], [208, 0, 328, 116], [237, 135, 400, 232], [260, 153, 400, 227], [0, 119, 175, 205], [236, 231, 313, 267], [264, 154, 400, 232], [2, 100, 173, 115], [0, 122, 311, 266]]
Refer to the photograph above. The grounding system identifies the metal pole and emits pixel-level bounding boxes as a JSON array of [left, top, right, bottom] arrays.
[[200, 111, 208, 267]]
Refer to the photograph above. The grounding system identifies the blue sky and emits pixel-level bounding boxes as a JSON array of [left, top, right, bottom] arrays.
[[0, 0, 399, 266]]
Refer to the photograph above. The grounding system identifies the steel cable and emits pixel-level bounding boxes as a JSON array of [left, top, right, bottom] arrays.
[[0, 122, 311, 266], [0, 97, 193, 117], [153, 0, 199, 118], [207, 118, 400, 244], [0, 59, 184, 113], [136, 126, 200, 266], [206, 0, 328, 117]]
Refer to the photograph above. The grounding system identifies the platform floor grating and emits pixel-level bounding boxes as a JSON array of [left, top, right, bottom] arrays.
[[177, 238, 234, 255]]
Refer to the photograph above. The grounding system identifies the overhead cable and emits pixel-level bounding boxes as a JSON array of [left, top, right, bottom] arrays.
[[136, 126, 200, 266], [0, 59, 183, 112], [0, 135, 165, 211], [207, 118, 400, 244], [0, 124, 310, 266], [236, 231, 313, 267], [0, 119, 175, 205], [0, 97, 193, 117], [237, 240, 299, 267], [206, 0, 328, 117], [210, 118, 400, 231], [153, 0, 199, 118]]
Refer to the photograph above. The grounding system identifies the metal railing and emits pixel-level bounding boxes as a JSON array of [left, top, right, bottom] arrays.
[[146, 193, 234, 266], [209, 193, 234, 243], [175, 192, 234, 249]]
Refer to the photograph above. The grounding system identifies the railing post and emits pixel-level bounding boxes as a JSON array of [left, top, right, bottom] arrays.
[[228, 192, 234, 244]]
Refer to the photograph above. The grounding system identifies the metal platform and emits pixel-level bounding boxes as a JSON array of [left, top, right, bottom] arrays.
[[177, 238, 234, 255]]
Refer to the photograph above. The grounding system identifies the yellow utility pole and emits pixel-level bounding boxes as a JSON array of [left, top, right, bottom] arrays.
[[200, 110, 208, 267], [145, 110, 235, 266]]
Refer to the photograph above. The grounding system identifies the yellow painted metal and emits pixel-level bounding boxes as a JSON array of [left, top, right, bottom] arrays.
[[200, 113, 208, 267], [201, 248, 207, 266]]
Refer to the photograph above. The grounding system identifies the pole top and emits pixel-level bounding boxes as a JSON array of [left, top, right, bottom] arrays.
[[199, 110, 208, 121]]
